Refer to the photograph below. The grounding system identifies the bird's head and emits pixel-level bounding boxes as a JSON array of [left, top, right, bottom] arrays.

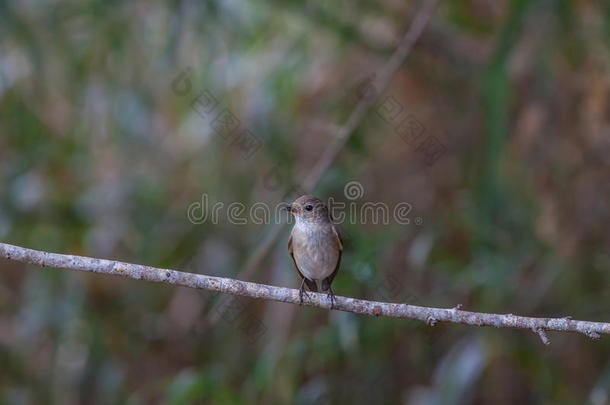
[[286, 195, 330, 224]]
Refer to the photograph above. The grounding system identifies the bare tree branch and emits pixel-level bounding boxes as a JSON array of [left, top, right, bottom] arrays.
[[2, 242, 608, 344]]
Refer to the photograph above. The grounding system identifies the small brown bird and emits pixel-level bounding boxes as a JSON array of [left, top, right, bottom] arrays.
[[287, 195, 342, 308]]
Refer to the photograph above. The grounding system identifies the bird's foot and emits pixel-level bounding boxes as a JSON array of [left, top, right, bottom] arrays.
[[299, 279, 311, 305], [327, 287, 336, 309]]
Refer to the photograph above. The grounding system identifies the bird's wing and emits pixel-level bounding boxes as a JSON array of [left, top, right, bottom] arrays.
[[333, 224, 343, 251], [322, 224, 343, 289], [288, 231, 306, 280]]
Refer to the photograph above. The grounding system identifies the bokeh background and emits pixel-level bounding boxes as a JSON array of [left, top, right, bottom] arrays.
[[2, 0, 610, 404]]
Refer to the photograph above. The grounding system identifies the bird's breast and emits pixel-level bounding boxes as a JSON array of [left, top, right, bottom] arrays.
[[291, 223, 339, 281]]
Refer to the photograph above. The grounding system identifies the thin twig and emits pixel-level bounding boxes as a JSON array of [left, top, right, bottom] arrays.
[[301, 0, 440, 191], [2, 242, 609, 343], [535, 328, 550, 345]]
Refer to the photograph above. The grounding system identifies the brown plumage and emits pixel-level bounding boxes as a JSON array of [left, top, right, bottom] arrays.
[[287, 195, 342, 307]]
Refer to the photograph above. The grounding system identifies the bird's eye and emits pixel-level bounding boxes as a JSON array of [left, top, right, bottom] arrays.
[[305, 204, 313, 211]]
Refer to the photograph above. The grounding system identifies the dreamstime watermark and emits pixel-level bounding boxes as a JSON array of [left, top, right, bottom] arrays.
[[171, 67, 308, 201], [172, 67, 264, 160], [186, 181, 421, 226], [349, 74, 447, 166], [177, 258, 267, 345], [206, 292, 267, 344]]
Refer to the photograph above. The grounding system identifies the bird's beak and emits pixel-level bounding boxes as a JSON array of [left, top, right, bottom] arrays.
[[284, 204, 293, 213]]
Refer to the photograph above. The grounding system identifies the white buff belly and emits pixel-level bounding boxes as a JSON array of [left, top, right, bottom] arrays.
[[291, 223, 339, 281]]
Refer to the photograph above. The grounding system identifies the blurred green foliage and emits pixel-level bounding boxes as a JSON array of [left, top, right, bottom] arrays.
[[2, 0, 610, 404]]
